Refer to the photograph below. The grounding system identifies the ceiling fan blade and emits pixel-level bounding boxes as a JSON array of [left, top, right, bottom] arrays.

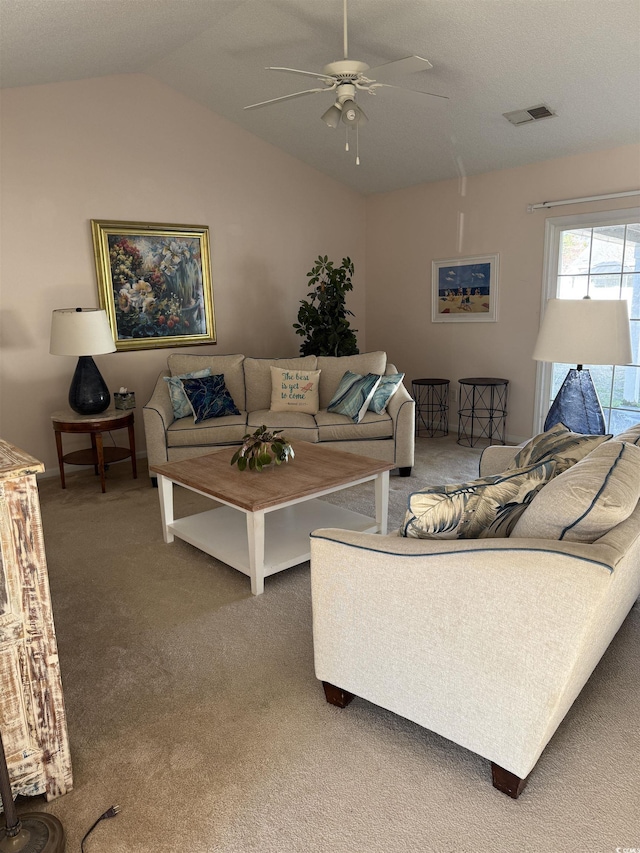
[[369, 82, 449, 100], [366, 56, 433, 81], [267, 66, 336, 83], [244, 88, 329, 110]]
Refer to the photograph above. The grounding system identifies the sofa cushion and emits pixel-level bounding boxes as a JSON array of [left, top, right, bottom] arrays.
[[507, 422, 611, 474], [369, 372, 405, 414], [317, 352, 387, 409], [402, 460, 557, 540], [315, 409, 394, 442], [327, 372, 382, 423], [167, 413, 248, 447], [181, 375, 241, 423], [270, 367, 321, 414], [247, 410, 319, 443], [164, 368, 211, 420], [511, 440, 640, 543], [167, 353, 246, 411], [244, 356, 317, 412]]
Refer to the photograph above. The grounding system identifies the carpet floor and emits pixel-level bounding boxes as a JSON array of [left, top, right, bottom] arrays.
[[11, 436, 640, 852]]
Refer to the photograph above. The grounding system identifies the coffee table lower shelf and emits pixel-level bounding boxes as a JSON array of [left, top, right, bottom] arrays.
[[168, 499, 378, 590]]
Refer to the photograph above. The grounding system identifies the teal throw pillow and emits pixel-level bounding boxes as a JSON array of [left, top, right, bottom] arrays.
[[401, 460, 557, 540], [181, 375, 240, 424], [164, 368, 211, 419], [327, 371, 382, 423], [369, 373, 405, 414]]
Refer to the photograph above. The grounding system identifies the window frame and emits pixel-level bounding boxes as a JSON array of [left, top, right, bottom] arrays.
[[533, 206, 640, 434]]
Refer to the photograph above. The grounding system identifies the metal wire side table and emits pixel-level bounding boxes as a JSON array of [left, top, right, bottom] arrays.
[[457, 377, 508, 447], [412, 378, 450, 437]]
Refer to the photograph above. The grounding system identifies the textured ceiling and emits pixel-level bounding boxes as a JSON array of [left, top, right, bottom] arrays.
[[1, 0, 639, 195]]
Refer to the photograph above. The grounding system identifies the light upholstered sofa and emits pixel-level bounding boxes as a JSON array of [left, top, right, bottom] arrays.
[[310, 423, 640, 797], [143, 351, 415, 482]]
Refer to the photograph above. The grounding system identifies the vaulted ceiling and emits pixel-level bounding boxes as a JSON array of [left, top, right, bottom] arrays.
[[1, 0, 639, 194]]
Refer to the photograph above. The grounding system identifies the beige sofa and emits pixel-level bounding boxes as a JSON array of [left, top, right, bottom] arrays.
[[143, 351, 415, 482], [310, 424, 640, 797]]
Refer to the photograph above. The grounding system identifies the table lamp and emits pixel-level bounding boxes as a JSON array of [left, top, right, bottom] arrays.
[[533, 298, 632, 434], [50, 308, 116, 416]]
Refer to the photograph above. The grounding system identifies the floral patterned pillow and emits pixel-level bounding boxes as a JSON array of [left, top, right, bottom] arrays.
[[401, 460, 557, 540], [508, 422, 610, 475], [181, 375, 240, 424]]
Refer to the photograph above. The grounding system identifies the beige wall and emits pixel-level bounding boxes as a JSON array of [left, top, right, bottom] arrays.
[[365, 145, 640, 442], [2, 72, 638, 471], [0, 74, 366, 471]]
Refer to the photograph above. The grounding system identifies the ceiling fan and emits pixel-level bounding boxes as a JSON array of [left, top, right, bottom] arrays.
[[244, 0, 448, 164]]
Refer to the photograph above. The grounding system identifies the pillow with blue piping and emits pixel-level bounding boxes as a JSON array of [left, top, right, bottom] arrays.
[[511, 440, 640, 543], [181, 375, 240, 424], [164, 368, 211, 419], [368, 373, 405, 414], [327, 371, 381, 423]]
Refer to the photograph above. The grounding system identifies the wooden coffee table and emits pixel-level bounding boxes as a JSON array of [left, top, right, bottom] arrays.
[[150, 441, 392, 595]]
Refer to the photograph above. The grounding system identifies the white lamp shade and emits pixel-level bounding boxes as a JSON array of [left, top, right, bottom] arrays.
[[533, 299, 632, 365], [50, 308, 116, 356]]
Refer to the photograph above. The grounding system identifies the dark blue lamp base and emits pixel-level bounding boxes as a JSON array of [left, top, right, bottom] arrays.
[[68, 356, 111, 415], [544, 368, 606, 435]]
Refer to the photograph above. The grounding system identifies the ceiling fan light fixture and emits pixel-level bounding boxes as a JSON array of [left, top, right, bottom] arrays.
[[341, 99, 358, 125], [321, 103, 342, 128]]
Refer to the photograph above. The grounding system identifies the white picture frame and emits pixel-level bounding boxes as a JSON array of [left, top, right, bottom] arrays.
[[432, 254, 499, 322]]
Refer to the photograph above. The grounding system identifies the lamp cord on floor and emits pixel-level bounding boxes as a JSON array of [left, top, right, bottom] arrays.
[[81, 804, 121, 852]]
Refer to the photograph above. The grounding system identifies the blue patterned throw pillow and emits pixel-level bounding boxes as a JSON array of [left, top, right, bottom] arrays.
[[327, 371, 382, 423], [164, 368, 212, 420], [368, 373, 405, 414], [181, 375, 240, 424]]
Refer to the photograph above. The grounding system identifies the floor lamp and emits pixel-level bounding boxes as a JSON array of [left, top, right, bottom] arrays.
[[0, 731, 65, 852], [533, 298, 632, 434]]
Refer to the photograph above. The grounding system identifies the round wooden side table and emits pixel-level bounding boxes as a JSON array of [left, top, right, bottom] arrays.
[[51, 408, 137, 493]]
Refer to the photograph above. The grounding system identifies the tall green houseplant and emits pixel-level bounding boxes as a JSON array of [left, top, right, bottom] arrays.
[[293, 255, 359, 356]]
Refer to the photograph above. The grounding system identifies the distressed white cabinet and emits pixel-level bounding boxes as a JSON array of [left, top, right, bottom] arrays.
[[0, 439, 72, 802]]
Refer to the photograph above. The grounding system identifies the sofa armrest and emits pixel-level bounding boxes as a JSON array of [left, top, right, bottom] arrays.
[[384, 365, 415, 471], [479, 444, 520, 476], [142, 370, 174, 474], [310, 528, 613, 779]]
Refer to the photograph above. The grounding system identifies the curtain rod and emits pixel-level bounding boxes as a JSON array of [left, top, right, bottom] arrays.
[[527, 189, 640, 213]]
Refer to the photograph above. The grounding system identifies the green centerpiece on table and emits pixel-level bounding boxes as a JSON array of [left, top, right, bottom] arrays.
[[230, 425, 295, 472]]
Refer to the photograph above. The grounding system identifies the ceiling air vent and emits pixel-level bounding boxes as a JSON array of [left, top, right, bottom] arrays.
[[503, 104, 556, 126]]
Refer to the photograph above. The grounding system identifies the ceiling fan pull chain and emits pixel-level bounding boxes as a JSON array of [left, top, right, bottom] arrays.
[[345, 127, 349, 152], [356, 124, 360, 165]]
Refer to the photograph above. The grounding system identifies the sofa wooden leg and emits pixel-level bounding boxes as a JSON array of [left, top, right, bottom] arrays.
[[398, 466, 412, 477], [322, 681, 355, 708], [491, 763, 529, 799]]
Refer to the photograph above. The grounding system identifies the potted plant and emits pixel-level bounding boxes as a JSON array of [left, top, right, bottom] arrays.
[[293, 255, 359, 356], [230, 425, 295, 472]]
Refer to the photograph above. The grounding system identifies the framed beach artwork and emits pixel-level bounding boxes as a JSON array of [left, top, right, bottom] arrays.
[[431, 254, 499, 323], [91, 220, 216, 351]]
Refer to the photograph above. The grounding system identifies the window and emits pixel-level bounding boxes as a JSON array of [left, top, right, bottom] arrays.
[[535, 209, 640, 434]]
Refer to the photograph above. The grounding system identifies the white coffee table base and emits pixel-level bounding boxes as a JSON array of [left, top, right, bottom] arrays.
[[157, 470, 389, 595]]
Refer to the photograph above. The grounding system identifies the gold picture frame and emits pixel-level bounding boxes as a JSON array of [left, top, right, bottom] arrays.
[[91, 219, 216, 351]]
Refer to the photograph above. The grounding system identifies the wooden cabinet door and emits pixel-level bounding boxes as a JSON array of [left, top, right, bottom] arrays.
[[0, 442, 72, 803]]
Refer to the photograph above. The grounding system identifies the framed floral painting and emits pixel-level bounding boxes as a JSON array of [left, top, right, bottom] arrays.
[[91, 220, 216, 351], [431, 254, 499, 322]]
